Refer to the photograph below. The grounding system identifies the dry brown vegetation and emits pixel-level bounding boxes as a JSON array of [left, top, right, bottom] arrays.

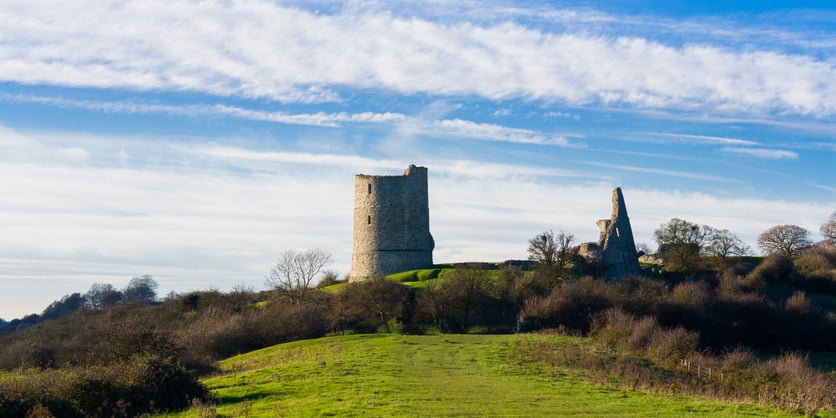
[[0, 246, 834, 416]]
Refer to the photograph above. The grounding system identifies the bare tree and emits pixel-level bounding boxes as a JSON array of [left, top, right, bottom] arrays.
[[528, 230, 558, 266], [122, 275, 159, 304], [705, 229, 750, 263], [266, 249, 333, 304], [757, 224, 812, 257], [821, 211, 836, 247], [653, 218, 715, 272], [527, 229, 574, 268], [84, 283, 117, 309], [555, 230, 575, 270]]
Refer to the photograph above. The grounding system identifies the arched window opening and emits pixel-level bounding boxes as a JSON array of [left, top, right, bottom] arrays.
[[368, 183, 371, 194], [367, 215, 371, 225]]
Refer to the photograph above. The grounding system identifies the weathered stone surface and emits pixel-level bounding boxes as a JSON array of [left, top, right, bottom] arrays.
[[581, 187, 640, 279], [350, 165, 434, 282]]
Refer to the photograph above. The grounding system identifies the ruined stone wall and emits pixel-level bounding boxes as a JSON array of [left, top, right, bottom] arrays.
[[579, 188, 640, 279], [599, 187, 641, 279], [350, 165, 434, 281]]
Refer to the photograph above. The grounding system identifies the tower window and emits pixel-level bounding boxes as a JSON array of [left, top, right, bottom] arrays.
[[368, 184, 371, 194], [367, 215, 371, 225]]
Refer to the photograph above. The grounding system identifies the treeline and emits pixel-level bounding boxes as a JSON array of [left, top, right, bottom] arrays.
[[0, 275, 159, 336], [3, 247, 834, 371], [2, 246, 834, 416]]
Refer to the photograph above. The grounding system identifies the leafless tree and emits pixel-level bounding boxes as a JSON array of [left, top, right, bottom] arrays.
[[705, 229, 750, 262], [821, 211, 836, 247], [84, 283, 117, 309], [528, 230, 557, 266], [266, 249, 333, 304], [527, 229, 574, 268], [757, 224, 812, 257], [122, 275, 159, 304], [555, 230, 575, 269], [653, 218, 715, 272]]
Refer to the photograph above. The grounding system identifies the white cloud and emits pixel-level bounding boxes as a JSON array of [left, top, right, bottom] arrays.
[[580, 161, 735, 182], [640, 132, 760, 146], [2, 94, 407, 128], [1, 126, 833, 319], [545, 111, 581, 120], [416, 119, 582, 147], [3, 94, 585, 147], [720, 147, 799, 160], [1, 1, 834, 115]]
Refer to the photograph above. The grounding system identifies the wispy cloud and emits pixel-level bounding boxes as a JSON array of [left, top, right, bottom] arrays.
[[720, 147, 799, 160], [414, 119, 583, 147], [4, 94, 584, 147], [581, 161, 734, 182], [1, 1, 835, 115], [2, 94, 406, 127], [1, 124, 833, 319], [642, 132, 760, 146], [545, 111, 581, 120]]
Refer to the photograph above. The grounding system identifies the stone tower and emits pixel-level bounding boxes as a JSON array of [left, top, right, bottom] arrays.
[[350, 164, 434, 282], [596, 187, 641, 279]]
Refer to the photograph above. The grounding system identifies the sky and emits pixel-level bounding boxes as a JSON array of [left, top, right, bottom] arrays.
[[1, 0, 834, 320]]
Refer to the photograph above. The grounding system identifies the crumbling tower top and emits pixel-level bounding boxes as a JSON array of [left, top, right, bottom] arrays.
[[349, 165, 434, 282], [597, 187, 640, 279]]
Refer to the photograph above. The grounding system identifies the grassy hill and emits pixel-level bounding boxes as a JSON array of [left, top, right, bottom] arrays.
[[164, 334, 808, 417]]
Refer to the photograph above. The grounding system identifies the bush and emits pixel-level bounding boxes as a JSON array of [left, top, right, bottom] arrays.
[[671, 281, 713, 307], [793, 247, 836, 294], [0, 355, 210, 417], [745, 254, 794, 287], [332, 277, 408, 333], [591, 308, 698, 367]]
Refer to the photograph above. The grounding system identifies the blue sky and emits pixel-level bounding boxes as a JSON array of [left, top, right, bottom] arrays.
[[1, 0, 834, 319]]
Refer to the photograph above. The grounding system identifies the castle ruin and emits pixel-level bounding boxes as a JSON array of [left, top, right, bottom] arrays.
[[579, 187, 641, 279], [349, 165, 434, 282]]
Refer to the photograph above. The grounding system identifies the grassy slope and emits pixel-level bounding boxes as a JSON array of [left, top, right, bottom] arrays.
[[165, 334, 803, 417]]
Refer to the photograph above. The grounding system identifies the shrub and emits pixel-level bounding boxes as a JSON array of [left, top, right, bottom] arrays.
[[591, 308, 698, 366], [0, 355, 210, 417], [745, 254, 794, 287], [332, 277, 408, 333], [671, 281, 713, 307], [793, 247, 836, 294]]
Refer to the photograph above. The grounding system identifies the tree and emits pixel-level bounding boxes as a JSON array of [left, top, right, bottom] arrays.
[[333, 277, 407, 333], [266, 249, 333, 304], [423, 268, 492, 333], [42, 293, 84, 320], [84, 283, 117, 309], [821, 212, 836, 247], [122, 275, 159, 304], [527, 229, 574, 269], [757, 224, 813, 257], [528, 230, 558, 266], [705, 229, 750, 264], [653, 218, 715, 272]]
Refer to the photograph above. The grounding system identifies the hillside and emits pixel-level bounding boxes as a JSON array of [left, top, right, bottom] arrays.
[[164, 334, 809, 417]]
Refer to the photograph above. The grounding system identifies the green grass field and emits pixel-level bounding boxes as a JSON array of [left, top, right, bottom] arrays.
[[164, 334, 809, 417]]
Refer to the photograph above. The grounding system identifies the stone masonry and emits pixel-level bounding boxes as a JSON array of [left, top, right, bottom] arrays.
[[580, 187, 641, 279], [349, 165, 434, 282]]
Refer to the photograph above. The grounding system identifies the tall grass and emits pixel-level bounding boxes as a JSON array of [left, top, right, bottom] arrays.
[[516, 309, 835, 416]]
